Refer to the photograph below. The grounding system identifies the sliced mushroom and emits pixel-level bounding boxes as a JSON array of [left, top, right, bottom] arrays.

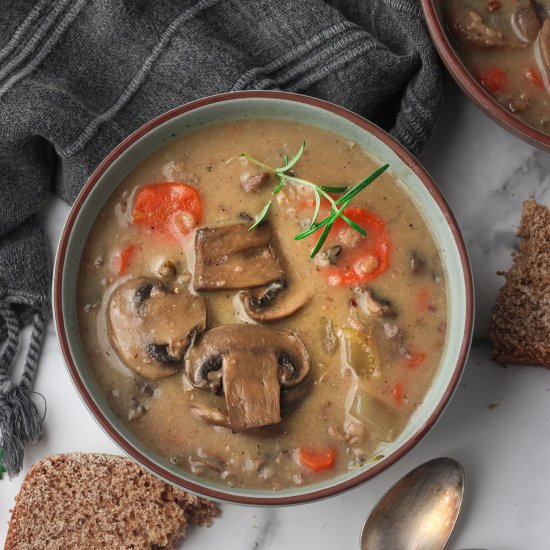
[[185, 325, 311, 432], [224, 350, 282, 431], [190, 404, 232, 429], [511, 0, 541, 42], [241, 172, 270, 193], [281, 373, 314, 415], [243, 278, 287, 308], [238, 278, 311, 323], [355, 288, 395, 318], [536, 18, 550, 91], [535, 0, 550, 16], [193, 223, 285, 291], [108, 277, 207, 380]]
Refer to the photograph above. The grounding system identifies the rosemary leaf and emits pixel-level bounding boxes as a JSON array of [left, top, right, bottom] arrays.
[[340, 213, 367, 236], [335, 164, 389, 205], [248, 200, 272, 231], [310, 188, 321, 227], [318, 185, 349, 193], [310, 224, 332, 258], [294, 215, 333, 240], [273, 173, 286, 194], [241, 152, 274, 172], [280, 142, 305, 172]]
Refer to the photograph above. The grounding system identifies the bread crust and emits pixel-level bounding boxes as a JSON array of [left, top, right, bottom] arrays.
[[5, 453, 220, 550], [492, 354, 550, 368], [489, 199, 550, 367]]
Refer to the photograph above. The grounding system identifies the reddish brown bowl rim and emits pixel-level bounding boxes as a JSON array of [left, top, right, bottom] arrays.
[[53, 90, 473, 505], [421, 0, 550, 151]]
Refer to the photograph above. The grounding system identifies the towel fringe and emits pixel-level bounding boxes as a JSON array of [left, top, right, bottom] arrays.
[[0, 296, 45, 478]]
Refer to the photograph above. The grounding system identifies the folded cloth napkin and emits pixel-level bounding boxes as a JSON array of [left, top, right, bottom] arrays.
[[0, 0, 442, 477]]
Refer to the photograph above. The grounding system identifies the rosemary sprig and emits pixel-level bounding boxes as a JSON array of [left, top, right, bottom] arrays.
[[240, 143, 389, 258]]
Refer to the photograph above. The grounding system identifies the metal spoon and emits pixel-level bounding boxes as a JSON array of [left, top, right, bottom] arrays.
[[360, 457, 465, 550]]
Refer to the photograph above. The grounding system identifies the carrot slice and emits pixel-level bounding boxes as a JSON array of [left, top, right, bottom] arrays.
[[299, 447, 337, 472], [526, 66, 544, 89], [113, 244, 139, 275], [416, 287, 429, 314], [132, 182, 202, 238], [391, 382, 404, 405], [479, 67, 506, 93], [319, 207, 391, 286], [405, 352, 427, 369]]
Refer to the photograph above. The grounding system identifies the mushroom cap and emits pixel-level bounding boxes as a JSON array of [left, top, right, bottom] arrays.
[[238, 279, 311, 323], [185, 324, 311, 389], [512, 0, 541, 43], [108, 277, 207, 380], [185, 325, 311, 431]]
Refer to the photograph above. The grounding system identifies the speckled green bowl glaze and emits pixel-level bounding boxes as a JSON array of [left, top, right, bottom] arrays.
[[53, 91, 473, 505]]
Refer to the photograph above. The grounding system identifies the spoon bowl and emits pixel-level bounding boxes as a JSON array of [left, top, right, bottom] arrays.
[[361, 457, 465, 550]]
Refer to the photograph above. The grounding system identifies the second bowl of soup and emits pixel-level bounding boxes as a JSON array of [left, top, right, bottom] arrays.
[[54, 91, 472, 504], [423, 0, 550, 150]]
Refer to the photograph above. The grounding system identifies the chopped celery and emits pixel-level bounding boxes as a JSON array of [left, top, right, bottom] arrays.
[[350, 391, 404, 443], [339, 327, 379, 379]]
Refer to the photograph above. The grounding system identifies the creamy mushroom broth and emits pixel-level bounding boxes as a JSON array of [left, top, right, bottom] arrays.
[[78, 119, 447, 490], [443, 0, 550, 133]]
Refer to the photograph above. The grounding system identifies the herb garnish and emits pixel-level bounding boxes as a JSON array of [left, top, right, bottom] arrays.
[[240, 143, 389, 258]]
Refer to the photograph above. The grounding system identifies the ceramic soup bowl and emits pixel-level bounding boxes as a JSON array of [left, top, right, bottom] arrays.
[[422, 0, 550, 152], [54, 91, 473, 505]]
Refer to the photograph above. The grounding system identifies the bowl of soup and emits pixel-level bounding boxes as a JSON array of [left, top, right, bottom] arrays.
[[422, 0, 550, 150], [53, 91, 473, 504]]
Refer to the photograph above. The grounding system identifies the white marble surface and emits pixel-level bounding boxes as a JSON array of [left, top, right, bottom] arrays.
[[2, 79, 550, 549]]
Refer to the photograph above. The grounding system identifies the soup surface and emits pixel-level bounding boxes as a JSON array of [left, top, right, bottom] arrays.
[[77, 119, 447, 490], [443, 0, 550, 133]]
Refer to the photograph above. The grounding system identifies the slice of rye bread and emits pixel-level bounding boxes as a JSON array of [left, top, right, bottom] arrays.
[[489, 199, 550, 366], [4, 453, 220, 550]]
